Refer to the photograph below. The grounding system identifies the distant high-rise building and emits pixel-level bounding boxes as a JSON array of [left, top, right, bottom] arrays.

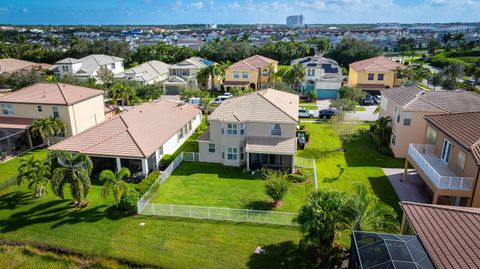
[[286, 14, 304, 28]]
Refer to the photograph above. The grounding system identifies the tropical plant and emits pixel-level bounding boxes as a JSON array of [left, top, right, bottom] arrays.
[[427, 38, 441, 55], [200, 97, 214, 123], [296, 189, 350, 267], [29, 117, 66, 146], [17, 157, 51, 198], [440, 63, 464, 90], [136, 84, 162, 101], [430, 72, 443, 90], [373, 116, 392, 149], [196, 65, 213, 90], [453, 33, 465, 49], [109, 82, 136, 106], [49, 151, 93, 207], [347, 183, 397, 232], [441, 33, 452, 50], [262, 168, 290, 206], [283, 63, 305, 90], [99, 168, 130, 208], [96, 66, 114, 86]]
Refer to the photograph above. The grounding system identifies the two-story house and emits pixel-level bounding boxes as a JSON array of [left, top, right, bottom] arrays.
[[379, 86, 480, 158], [291, 55, 342, 99], [223, 55, 278, 91], [403, 112, 480, 207], [348, 55, 405, 92], [0, 83, 106, 156], [197, 89, 298, 171], [52, 54, 124, 82], [122, 60, 169, 85], [162, 57, 217, 94]]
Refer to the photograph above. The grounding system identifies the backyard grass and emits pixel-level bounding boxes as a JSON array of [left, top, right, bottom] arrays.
[[152, 162, 313, 212], [300, 105, 318, 110], [299, 101, 317, 105], [355, 106, 366, 111], [0, 149, 47, 184]]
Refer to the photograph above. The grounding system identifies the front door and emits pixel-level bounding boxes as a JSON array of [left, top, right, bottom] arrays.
[[441, 139, 452, 164]]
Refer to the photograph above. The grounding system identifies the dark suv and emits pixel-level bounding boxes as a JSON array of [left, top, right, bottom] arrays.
[[319, 108, 337, 119], [362, 94, 375, 105]]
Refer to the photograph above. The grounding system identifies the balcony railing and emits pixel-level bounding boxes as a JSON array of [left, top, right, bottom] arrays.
[[408, 144, 475, 192]]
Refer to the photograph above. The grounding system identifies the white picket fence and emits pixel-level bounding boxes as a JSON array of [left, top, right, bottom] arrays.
[[295, 156, 318, 189], [141, 204, 298, 226]]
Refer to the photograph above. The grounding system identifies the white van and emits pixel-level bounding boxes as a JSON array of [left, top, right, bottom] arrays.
[[212, 95, 231, 104]]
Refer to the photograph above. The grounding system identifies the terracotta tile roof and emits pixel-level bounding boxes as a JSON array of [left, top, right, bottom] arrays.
[[0, 58, 52, 74], [246, 136, 296, 155], [210, 89, 298, 124], [425, 112, 480, 165], [0, 83, 103, 105], [349, 55, 405, 72], [401, 202, 480, 269], [229, 55, 277, 71], [49, 101, 201, 158], [0, 117, 35, 129]]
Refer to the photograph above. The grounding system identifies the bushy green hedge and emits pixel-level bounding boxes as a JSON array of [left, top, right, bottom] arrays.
[[160, 154, 174, 168], [429, 56, 469, 69], [287, 173, 307, 183], [441, 50, 480, 58], [135, 171, 160, 196], [119, 186, 141, 213]]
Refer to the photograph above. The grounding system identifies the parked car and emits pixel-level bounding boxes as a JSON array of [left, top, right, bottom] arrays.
[[373, 95, 381, 104], [298, 108, 315, 118], [464, 79, 476, 86], [362, 94, 375, 105], [319, 108, 337, 119], [212, 95, 231, 104]]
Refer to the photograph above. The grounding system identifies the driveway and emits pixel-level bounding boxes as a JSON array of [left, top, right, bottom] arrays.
[[383, 168, 432, 204], [345, 105, 378, 121]]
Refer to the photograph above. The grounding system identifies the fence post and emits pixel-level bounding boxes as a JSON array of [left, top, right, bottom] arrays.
[[152, 204, 156, 215], [247, 209, 249, 222], [189, 206, 192, 218], [170, 204, 173, 216], [208, 207, 211, 219], [312, 159, 318, 189]]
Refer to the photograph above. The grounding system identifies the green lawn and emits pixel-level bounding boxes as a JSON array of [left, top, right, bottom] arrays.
[[355, 106, 366, 111], [299, 101, 317, 105], [297, 123, 403, 215], [152, 162, 313, 212], [300, 105, 318, 110], [0, 149, 47, 184]]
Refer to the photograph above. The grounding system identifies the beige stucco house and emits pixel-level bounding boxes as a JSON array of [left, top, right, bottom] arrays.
[[197, 89, 298, 171], [348, 55, 405, 91], [223, 55, 278, 91], [379, 86, 480, 158], [404, 112, 480, 207], [0, 82, 106, 141]]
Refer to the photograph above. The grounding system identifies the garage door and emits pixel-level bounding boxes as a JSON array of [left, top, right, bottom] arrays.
[[317, 89, 338, 99], [165, 86, 180, 95]]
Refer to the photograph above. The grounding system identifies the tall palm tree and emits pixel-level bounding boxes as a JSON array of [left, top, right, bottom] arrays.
[[347, 183, 397, 232], [17, 156, 50, 198], [200, 97, 214, 124], [453, 32, 465, 49], [29, 117, 66, 146], [49, 151, 93, 207], [196, 66, 212, 90], [288, 63, 306, 90], [99, 168, 130, 208], [110, 83, 136, 106], [430, 72, 443, 90], [441, 33, 452, 50]]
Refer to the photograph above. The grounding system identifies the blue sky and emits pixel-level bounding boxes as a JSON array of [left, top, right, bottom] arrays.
[[0, 0, 479, 25]]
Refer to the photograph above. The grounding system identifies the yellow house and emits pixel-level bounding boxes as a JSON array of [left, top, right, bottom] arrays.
[[223, 55, 278, 91], [0, 83, 106, 149], [348, 56, 405, 91]]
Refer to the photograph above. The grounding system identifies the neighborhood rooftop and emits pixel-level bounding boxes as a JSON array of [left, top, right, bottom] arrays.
[[54, 54, 123, 76], [349, 55, 405, 72], [383, 86, 480, 112], [0, 82, 104, 105], [425, 112, 480, 165], [0, 58, 52, 73], [49, 101, 201, 158], [228, 55, 278, 71], [401, 202, 480, 269], [209, 88, 299, 123], [123, 60, 169, 83]]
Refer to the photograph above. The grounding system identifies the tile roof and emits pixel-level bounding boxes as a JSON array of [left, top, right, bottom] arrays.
[[425, 112, 480, 165], [169, 57, 211, 69], [246, 136, 296, 155], [0, 117, 35, 129], [55, 54, 123, 76], [349, 55, 405, 72], [0, 58, 52, 74], [209, 89, 298, 123], [229, 55, 277, 71], [0, 83, 103, 105], [49, 101, 201, 158], [401, 202, 480, 269], [124, 60, 169, 83]]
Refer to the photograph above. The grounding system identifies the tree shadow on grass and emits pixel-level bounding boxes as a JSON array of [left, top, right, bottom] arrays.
[[0, 191, 34, 210], [246, 241, 317, 269], [368, 175, 402, 219], [243, 200, 274, 211], [322, 165, 345, 183]]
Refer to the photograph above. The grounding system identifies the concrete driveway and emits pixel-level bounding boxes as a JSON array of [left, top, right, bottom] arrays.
[[345, 105, 379, 121], [383, 168, 432, 204]]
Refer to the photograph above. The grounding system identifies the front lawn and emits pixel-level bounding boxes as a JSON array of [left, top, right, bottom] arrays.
[[152, 162, 313, 212]]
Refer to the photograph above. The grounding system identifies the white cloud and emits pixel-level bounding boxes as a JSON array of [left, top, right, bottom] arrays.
[[190, 1, 204, 9], [226, 1, 241, 9], [428, 0, 474, 6]]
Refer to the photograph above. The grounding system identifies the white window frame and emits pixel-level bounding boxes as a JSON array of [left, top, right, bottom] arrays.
[[403, 112, 412, 126], [368, 73, 374, 81], [53, 128, 65, 138], [37, 105, 43, 112], [221, 146, 225, 159], [394, 106, 400, 123], [307, 69, 315, 76], [240, 123, 245, 135], [271, 123, 281, 136], [456, 150, 466, 173], [1, 104, 14, 115], [441, 139, 452, 164], [52, 106, 60, 118], [240, 147, 245, 160], [227, 123, 238, 136], [233, 71, 240, 79], [227, 147, 238, 160], [378, 74, 384, 81], [62, 65, 69, 72], [242, 71, 248, 79], [208, 143, 215, 153], [391, 132, 396, 146]]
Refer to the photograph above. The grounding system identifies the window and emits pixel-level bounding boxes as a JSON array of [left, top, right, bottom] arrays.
[[177, 128, 184, 142], [240, 123, 245, 135], [240, 147, 245, 160], [271, 124, 281, 136], [262, 69, 269, 76], [378, 74, 384, 81], [233, 71, 240, 79], [403, 112, 412, 126], [181, 69, 189, 76], [441, 139, 452, 164], [456, 150, 466, 173], [171, 69, 177, 76], [368, 73, 374, 80], [426, 126, 437, 144], [391, 133, 396, 146], [111, 63, 115, 69], [221, 124, 225, 135], [187, 121, 192, 132], [227, 147, 238, 160], [52, 106, 59, 118], [209, 143, 215, 153], [37, 105, 43, 112], [242, 71, 248, 79], [53, 129, 65, 138], [159, 145, 164, 156], [1, 104, 14, 115], [394, 106, 400, 123], [307, 69, 315, 76], [222, 146, 225, 159], [227, 123, 238, 135], [62, 65, 69, 72]]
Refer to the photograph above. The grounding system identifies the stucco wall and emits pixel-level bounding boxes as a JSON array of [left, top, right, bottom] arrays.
[[68, 95, 106, 135]]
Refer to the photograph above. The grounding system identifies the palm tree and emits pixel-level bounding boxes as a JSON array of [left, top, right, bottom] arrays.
[[441, 33, 452, 50], [288, 63, 306, 90], [453, 33, 465, 49], [347, 183, 397, 232], [29, 117, 66, 146], [17, 157, 50, 198], [200, 97, 214, 124], [99, 168, 130, 208], [45, 35, 60, 50], [196, 66, 212, 90], [49, 151, 93, 207], [430, 72, 443, 90], [110, 83, 136, 106]]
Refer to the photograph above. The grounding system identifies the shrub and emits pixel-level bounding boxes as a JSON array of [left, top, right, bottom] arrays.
[[159, 154, 174, 168], [135, 171, 160, 196], [287, 173, 307, 183], [262, 168, 290, 205], [119, 186, 140, 213]]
